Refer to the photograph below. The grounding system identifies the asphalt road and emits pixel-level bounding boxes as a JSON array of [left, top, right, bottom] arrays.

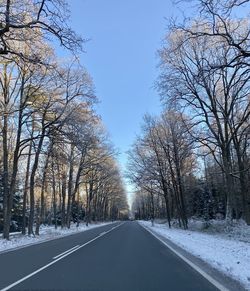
[[0, 221, 218, 291]]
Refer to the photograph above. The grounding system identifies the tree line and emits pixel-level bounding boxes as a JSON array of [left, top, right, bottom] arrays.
[[0, 0, 128, 240], [128, 0, 250, 227]]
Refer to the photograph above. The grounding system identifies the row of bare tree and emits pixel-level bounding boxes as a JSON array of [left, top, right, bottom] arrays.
[[128, 0, 250, 227], [0, 0, 128, 240]]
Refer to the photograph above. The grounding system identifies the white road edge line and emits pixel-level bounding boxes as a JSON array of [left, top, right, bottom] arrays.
[[140, 223, 229, 291], [0, 222, 125, 291], [53, 245, 80, 259]]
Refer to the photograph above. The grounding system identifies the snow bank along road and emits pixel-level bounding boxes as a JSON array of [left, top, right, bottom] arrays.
[[140, 220, 249, 290], [0, 222, 113, 253], [0, 221, 231, 291]]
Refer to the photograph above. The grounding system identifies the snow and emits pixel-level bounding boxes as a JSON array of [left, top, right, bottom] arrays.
[[139, 220, 250, 290], [0, 222, 113, 253]]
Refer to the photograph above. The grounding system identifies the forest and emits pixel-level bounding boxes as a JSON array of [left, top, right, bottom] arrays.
[[0, 0, 128, 240], [1, 0, 250, 242], [128, 0, 250, 228], [0, 2, 249, 289]]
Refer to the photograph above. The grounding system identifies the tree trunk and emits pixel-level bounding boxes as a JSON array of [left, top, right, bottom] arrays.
[[76, 189, 80, 227], [2, 113, 10, 239], [66, 144, 74, 228], [28, 128, 45, 236], [222, 151, 235, 221], [52, 158, 57, 229], [22, 138, 33, 235], [61, 170, 67, 228], [235, 148, 250, 224], [40, 151, 50, 225]]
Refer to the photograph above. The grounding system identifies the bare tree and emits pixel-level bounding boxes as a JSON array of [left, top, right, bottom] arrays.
[[0, 0, 82, 58], [157, 14, 250, 223], [128, 111, 194, 229]]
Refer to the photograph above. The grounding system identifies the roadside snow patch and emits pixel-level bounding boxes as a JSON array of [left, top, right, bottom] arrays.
[[0, 222, 113, 253], [140, 220, 250, 290]]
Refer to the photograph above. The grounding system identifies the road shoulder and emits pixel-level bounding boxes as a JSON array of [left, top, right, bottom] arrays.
[[139, 222, 246, 291], [0, 221, 115, 255]]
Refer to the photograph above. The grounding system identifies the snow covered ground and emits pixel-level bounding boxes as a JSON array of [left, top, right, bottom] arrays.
[[139, 220, 250, 290], [0, 222, 113, 253]]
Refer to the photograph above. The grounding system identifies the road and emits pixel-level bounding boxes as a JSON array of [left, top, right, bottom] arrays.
[[0, 221, 218, 291]]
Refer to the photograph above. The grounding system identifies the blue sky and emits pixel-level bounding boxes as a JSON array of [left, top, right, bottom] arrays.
[[68, 0, 176, 202]]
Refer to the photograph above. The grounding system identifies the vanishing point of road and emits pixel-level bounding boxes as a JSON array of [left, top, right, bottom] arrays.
[[0, 221, 219, 291]]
